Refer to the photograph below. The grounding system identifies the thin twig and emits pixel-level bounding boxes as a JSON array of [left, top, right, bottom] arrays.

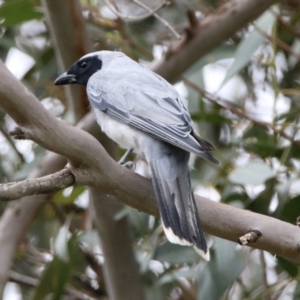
[[132, 0, 181, 39], [260, 251, 271, 300], [254, 23, 300, 61], [115, 19, 154, 59], [182, 77, 300, 148], [271, 8, 300, 40], [0, 123, 25, 163], [9, 271, 95, 300], [104, 0, 180, 39], [104, 0, 166, 21], [0, 168, 75, 201]]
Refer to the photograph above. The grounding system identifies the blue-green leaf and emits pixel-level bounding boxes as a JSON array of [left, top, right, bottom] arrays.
[[222, 9, 277, 86], [229, 162, 274, 186]]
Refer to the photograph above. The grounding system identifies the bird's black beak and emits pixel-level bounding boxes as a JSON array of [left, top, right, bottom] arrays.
[[54, 72, 77, 85]]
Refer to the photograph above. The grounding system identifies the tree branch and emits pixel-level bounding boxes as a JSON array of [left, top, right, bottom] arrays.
[[89, 190, 146, 300], [150, 0, 278, 82], [0, 168, 74, 201], [42, 3, 146, 297], [182, 77, 300, 148], [0, 153, 67, 296], [0, 60, 300, 264], [0, 3, 293, 297], [42, 0, 91, 122], [9, 271, 95, 300]]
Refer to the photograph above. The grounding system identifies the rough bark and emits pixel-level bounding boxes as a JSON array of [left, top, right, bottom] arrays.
[[0, 59, 300, 265], [0, 0, 286, 296]]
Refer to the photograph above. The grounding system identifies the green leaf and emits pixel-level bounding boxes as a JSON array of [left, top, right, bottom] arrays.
[[247, 178, 276, 214], [222, 10, 276, 86], [33, 235, 82, 300], [229, 162, 274, 186], [281, 195, 300, 224], [198, 237, 245, 300], [0, 0, 43, 27], [191, 111, 228, 124], [78, 229, 101, 247], [185, 44, 236, 78], [32, 256, 72, 300], [277, 257, 299, 277], [154, 242, 199, 264], [293, 280, 300, 300], [53, 186, 85, 205]]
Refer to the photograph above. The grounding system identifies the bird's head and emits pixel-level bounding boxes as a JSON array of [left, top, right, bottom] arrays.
[[54, 53, 103, 86], [54, 51, 126, 87]]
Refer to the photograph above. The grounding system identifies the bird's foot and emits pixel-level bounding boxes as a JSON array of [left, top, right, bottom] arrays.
[[121, 161, 136, 171]]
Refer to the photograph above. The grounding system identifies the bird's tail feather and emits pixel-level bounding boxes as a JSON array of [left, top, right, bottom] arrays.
[[145, 141, 209, 260]]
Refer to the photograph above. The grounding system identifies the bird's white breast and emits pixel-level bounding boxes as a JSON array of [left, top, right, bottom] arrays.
[[94, 108, 145, 157]]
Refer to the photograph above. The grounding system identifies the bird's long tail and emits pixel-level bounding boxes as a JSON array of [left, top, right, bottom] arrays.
[[142, 139, 209, 260]]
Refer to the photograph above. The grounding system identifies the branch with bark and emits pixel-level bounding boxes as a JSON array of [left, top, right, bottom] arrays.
[[0, 0, 289, 297], [0, 168, 74, 201], [0, 57, 300, 264]]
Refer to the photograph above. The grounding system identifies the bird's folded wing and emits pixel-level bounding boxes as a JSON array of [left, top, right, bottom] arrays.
[[87, 70, 212, 156]]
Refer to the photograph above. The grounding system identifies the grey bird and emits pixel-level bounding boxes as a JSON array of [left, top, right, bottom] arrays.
[[54, 51, 219, 260]]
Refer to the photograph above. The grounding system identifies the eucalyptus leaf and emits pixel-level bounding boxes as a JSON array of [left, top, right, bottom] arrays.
[[229, 162, 274, 185], [154, 242, 199, 264], [222, 9, 276, 86], [32, 257, 72, 300], [198, 238, 245, 300]]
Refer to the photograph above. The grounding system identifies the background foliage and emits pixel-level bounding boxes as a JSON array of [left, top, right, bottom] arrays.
[[0, 0, 300, 299]]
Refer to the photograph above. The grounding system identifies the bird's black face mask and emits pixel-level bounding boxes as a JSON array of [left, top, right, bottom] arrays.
[[54, 55, 102, 87]]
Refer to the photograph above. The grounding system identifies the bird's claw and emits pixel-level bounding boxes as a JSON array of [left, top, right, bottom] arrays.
[[121, 161, 136, 171]]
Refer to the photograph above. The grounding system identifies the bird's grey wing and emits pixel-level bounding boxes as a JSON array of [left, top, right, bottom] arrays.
[[87, 70, 218, 163]]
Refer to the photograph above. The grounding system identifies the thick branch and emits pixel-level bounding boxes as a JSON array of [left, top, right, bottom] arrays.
[[0, 153, 67, 296], [150, 0, 278, 82], [90, 190, 146, 300], [0, 61, 300, 264], [42, 0, 91, 121]]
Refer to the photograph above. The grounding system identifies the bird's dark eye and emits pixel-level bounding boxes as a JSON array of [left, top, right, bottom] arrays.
[[80, 61, 88, 69]]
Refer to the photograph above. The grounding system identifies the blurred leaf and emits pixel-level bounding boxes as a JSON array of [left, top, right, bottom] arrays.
[[229, 162, 274, 185], [281, 195, 300, 224], [222, 10, 276, 86], [277, 256, 298, 277], [53, 217, 71, 262], [243, 125, 285, 159], [275, 108, 300, 122], [53, 186, 85, 205], [191, 111, 228, 124], [0, 0, 43, 27], [247, 178, 276, 214], [198, 237, 245, 300], [13, 145, 46, 180], [32, 257, 72, 300], [289, 38, 300, 68], [78, 229, 101, 247], [154, 242, 199, 264], [158, 268, 198, 285], [185, 44, 236, 78], [293, 280, 300, 300], [33, 235, 82, 300], [223, 192, 249, 204]]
